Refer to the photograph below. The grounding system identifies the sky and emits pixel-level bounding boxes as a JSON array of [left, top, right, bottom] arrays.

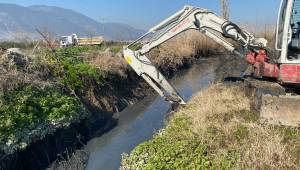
[[0, 0, 281, 30]]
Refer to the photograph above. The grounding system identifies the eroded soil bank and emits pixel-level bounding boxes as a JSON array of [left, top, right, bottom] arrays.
[[0, 72, 149, 170]]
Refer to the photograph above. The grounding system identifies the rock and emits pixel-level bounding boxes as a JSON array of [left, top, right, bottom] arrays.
[[104, 48, 111, 53], [4, 48, 30, 69], [7, 48, 23, 54], [260, 95, 300, 127]]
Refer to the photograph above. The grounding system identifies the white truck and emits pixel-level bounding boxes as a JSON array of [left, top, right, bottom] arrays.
[[59, 34, 104, 48]]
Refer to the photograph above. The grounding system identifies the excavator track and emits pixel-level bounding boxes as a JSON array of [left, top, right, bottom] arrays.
[[244, 78, 300, 127]]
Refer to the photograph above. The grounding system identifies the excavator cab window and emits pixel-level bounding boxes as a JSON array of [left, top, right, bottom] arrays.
[[277, 0, 288, 51], [288, 0, 300, 59], [290, 1, 300, 49]]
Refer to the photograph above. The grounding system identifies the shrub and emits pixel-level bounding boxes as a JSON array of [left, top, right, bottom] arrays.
[[0, 85, 87, 153], [85, 51, 129, 79], [46, 46, 106, 92], [0, 41, 37, 50]]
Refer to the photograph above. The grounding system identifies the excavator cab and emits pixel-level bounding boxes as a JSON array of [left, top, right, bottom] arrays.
[[274, 0, 300, 85], [289, 0, 300, 61], [255, 0, 300, 127], [276, 0, 300, 62]]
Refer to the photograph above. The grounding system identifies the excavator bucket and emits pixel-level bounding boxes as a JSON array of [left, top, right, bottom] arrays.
[[245, 79, 300, 127], [123, 48, 186, 104], [260, 95, 300, 127]]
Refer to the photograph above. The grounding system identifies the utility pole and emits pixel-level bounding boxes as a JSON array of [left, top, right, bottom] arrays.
[[221, 0, 229, 20], [99, 17, 106, 35]]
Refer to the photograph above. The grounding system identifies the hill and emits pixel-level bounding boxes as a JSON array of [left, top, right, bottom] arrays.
[[0, 3, 145, 41]]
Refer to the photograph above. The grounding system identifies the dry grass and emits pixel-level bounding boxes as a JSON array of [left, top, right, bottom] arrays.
[[177, 83, 250, 134], [174, 83, 299, 169], [239, 22, 276, 50], [121, 83, 299, 169], [148, 30, 220, 71], [49, 150, 89, 170], [83, 31, 220, 79], [159, 30, 219, 57], [0, 50, 52, 92], [84, 51, 129, 79]]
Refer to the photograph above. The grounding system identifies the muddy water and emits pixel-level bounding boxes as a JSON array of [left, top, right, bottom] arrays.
[[85, 58, 219, 170]]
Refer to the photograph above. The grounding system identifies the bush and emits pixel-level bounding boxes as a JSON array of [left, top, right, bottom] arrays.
[[0, 85, 87, 153], [46, 46, 106, 92], [0, 41, 37, 50]]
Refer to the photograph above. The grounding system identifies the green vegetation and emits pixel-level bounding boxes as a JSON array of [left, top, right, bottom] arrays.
[[121, 115, 244, 170], [122, 117, 211, 170], [128, 43, 143, 51], [0, 42, 131, 153], [0, 46, 109, 153], [121, 84, 300, 170], [110, 46, 122, 53], [49, 46, 106, 91], [0, 41, 37, 50], [233, 124, 249, 142], [0, 85, 87, 153]]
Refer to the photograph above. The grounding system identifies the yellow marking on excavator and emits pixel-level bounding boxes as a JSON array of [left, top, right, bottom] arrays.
[[125, 56, 133, 64]]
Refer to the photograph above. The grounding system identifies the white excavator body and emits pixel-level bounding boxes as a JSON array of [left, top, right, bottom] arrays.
[[123, 0, 300, 126], [123, 5, 268, 104]]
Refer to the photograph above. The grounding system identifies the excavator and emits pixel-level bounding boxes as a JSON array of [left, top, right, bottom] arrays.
[[123, 0, 300, 126]]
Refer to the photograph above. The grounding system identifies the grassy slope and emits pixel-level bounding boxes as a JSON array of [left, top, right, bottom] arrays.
[[121, 83, 300, 170]]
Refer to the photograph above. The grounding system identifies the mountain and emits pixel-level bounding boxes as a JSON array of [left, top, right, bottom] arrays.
[[0, 3, 145, 41]]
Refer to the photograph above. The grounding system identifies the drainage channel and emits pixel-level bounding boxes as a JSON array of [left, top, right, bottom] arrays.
[[85, 58, 219, 170]]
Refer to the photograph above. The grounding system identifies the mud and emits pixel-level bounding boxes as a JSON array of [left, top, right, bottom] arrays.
[[215, 54, 248, 82]]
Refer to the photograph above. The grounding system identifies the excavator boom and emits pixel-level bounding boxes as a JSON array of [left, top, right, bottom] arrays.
[[123, 5, 268, 104]]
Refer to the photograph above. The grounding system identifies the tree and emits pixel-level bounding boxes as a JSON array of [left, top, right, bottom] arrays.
[[36, 26, 58, 50]]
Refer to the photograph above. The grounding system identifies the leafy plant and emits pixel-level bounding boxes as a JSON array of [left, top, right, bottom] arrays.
[[0, 85, 87, 152], [122, 117, 212, 170], [233, 124, 249, 142], [46, 46, 106, 92]]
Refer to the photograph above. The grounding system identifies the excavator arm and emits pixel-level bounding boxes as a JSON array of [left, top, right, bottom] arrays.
[[123, 5, 268, 104]]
